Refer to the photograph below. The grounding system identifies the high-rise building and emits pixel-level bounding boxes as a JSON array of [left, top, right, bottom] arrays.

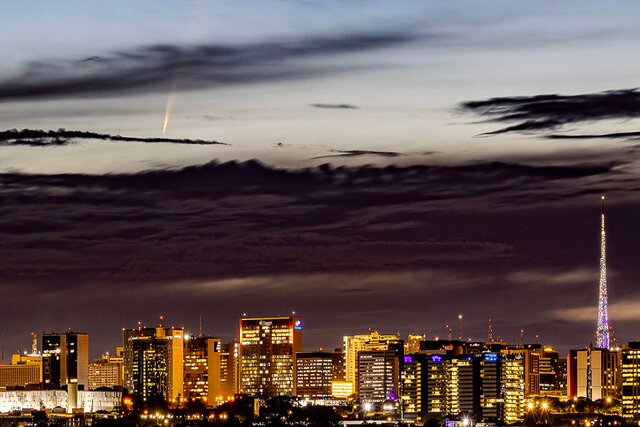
[[332, 348, 346, 382], [219, 342, 239, 399], [123, 326, 184, 401], [621, 342, 640, 421], [343, 331, 403, 392], [357, 350, 399, 403], [502, 355, 525, 424], [539, 347, 565, 396], [501, 345, 540, 396], [595, 196, 610, 350], [442, 353, 525, 422], [295, 351, 334, 400], [183, 336, 220, 405], [478, 353, 501, 420], [568, 347, 619, 401], [402, 353, 450, 422], [445, 355, 473, 416], [239, 316, 302, 397], [426, 354, 447, 415], [88, 353, 123, 390], [42, 332, 89, 390], [402, 354, 427, 421]]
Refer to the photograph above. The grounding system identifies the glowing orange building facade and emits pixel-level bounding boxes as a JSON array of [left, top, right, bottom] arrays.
[[239, 316, 302, 397]]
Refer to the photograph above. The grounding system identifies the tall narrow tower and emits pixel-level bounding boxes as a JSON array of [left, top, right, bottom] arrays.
[[595, 196, 610, 349]]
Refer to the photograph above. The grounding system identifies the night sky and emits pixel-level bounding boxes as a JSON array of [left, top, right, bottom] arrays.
[[1, 1, 640, 358]]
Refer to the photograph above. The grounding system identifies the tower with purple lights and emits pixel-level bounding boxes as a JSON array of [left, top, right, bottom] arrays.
[[595, 196, 610, 349]]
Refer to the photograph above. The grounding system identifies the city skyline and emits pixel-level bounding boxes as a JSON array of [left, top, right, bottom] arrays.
[[0, 176, 634, 358], [3, 1, 640, 365]]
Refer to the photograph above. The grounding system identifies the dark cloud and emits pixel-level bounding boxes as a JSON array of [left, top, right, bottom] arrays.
[[0, 128, 227, 146], [547, 131, 640, 141], [310, 103, 359, 109], [340, 288, 372, 294], [460, 88, 640, 135], [0, 32, 419, 102], [0, 158, 635, 354], [0, 159, 621, 292], [309, 149, 401, 159]]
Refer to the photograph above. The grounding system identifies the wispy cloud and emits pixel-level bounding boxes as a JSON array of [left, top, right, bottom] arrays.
[[0, 32, 419, 102], [0, 128, 227, 146], [552, 299, 640, 323], [310, 103, 358, 109], [309, 149, 401, 159]]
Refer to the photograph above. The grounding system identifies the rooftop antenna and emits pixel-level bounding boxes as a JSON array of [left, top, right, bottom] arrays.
[[488, 318, 494, 343], [199, 314, 203, 338]]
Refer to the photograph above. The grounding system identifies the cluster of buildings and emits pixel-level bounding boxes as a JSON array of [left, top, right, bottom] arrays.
[[0, 317, 638, 424], [0, 198, 631, 425]]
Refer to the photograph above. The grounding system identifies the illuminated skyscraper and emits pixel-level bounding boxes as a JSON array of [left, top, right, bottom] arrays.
[[239, 316, 302, 397], [596, 196, 610, 349], [622, 342, 640, 421], [501, 345, 540, 396], [568, 347, 619, 401], [502, 355, 525, 424], [219, 342, 239, 399], [401, 354, 426, 421], [123, 326, 184, 401], [42, 332, 89, 390], [357, 350, 399, 403], [539, 347, 565, 396], [295, 352, 334, 399], [183, 336, 220, 405], [343, 331, 403, 391]]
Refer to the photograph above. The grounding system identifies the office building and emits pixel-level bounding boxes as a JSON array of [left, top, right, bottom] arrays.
[[425, 354, 448, 415], [501, 345, 540, 396], [539, 347, 565, 396], [123, 326, 184, 401], [239, 316, 302, 397], [357, 350, 399, 403], [622, 342, 640, 421], [183, 336, 220, 405], [567, 347, 620, 401], [0, 364, 41, 388], [42, 332, 89, 390], [343, 331, 403, 393], [219, 342, 239, 399], [502, 355, 525, 424], [402, 354, 428, 422], [296, 351, 334, 399], [331, 380, 353, 399], [88, 353, 123, 390]]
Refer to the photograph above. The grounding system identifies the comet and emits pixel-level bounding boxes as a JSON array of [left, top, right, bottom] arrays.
[[162, 90, 176, 135]]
